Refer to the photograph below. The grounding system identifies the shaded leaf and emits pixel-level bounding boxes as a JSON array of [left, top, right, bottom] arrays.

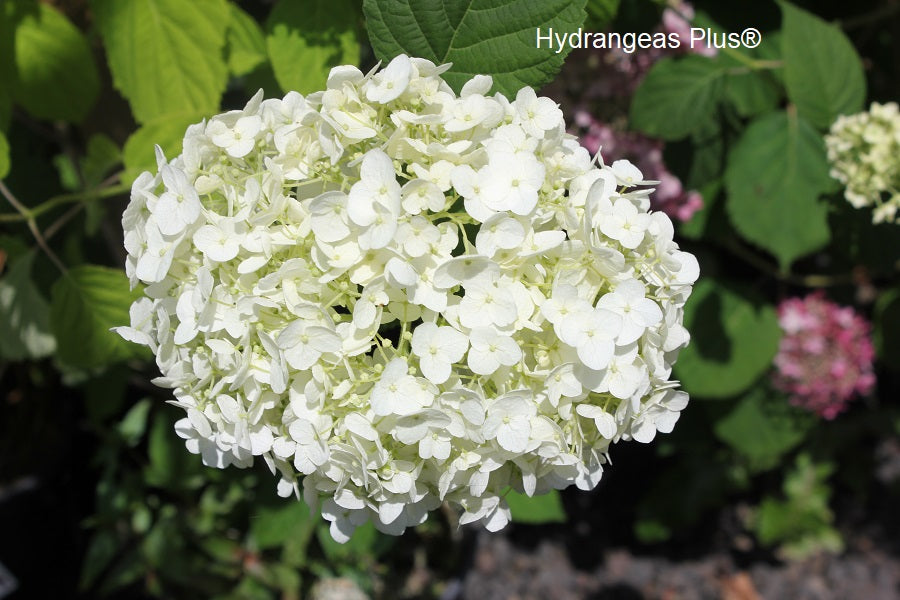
[[725, 70, 780, 118], [714, 388, 811, 469], [250, 502, 314, 551], [145, 409, 202, 488], [82, 134, 122, 188], [724, 111, 832, 270], [779, 1, 864, 129], [674, 278, 781, 399], [92, 0, 229, 123], [49, 265, 142, 368], [364, 0, 587, 97], [117, 399, 151, 447], [630, 55, 725, 140], [585, 0, 619, 29], [12, 3, 99, 122], [266, 0, 360, 94], [0, 251, 56, 360]]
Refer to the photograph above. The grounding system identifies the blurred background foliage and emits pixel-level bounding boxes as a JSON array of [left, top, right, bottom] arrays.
[[0, 0, 899, 598]]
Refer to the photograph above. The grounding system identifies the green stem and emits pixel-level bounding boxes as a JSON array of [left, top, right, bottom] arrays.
[[0, 181, 130, 223], [0, 180, 67, 273]]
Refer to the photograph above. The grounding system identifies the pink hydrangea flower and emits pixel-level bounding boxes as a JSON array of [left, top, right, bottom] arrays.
[[773, 293, 876, 419], [573, 112, 704, 222]]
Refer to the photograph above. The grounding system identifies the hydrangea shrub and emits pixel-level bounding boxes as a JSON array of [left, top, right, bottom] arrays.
[[116, 55, 698, 541]]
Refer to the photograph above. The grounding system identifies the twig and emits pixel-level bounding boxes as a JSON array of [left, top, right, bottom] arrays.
[[44, 203, 84, 241], [722, 238, 858, 288], [0, 181, 130, 223], [0, 180, 67, 273], [841, 2, 900, 30]]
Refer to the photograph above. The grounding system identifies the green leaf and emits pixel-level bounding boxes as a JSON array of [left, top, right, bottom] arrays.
[[316, 521, 378, 561], [122, 112, 205, 184], [49, 265, 142, 369], [227, 3, 267, 77], [12, 3, 99, 122], [752, 454, 842, 558], [250, 502, 314, 551], [506, 489, 566, 524], [0, 130, 8, 178], [725, 70, 780, 118], [266, 0, 359, 94], [724, 111, 832, 270], [779, 1, 865, 129], [630, 55, 726, 140], [585, 0, 619, 29], [634, 518, 671, 544], [674, 278, 781, 399], [0, 251, 56, 360], [91, 0, 229, 124], [79, 530, 120, 591], [117, 398, 151, 446], [0, 0, 24, 131], [82, 134, 122, 188], [714, 389, 810, 469], [363, 0, 587, 97], [145, 410, 202, 488]]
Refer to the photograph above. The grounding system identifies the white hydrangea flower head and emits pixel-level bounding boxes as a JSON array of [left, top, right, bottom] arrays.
[[825, 102, 900, 224], [117, 55, 699, 543]]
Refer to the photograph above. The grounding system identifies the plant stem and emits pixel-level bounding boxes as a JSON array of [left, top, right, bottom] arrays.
[[0, 180, 130, 223], [0, 180, 67, 273]]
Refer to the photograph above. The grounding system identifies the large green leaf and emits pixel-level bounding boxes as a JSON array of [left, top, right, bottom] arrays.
[[779, 1, 865, 129], [227, 3, 267, 77], [674, 278, 781, 399], [725, 111, 832, 270], [50, 265, 143, 369], [363, 0, 587, 97], [91, 0, 229, 124], [122, 112, 206, 184], [0, 251, 56, 360], [266, 0, 360, 94], [714, 389, 810, 470], [506, 489, 566, 524], [12, 3, 99, 122], [630, 55, 725, 140]]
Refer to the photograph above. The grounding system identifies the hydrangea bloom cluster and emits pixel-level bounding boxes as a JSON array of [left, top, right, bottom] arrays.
[[825, 102, 900, 224], [573, 113, 704, 222], [116, 55, 698, 541], [773, 294, 875, 419]]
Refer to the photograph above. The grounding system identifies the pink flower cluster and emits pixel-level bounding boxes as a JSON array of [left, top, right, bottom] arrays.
[[574, 112, 704, 222], [773, 294, 876, 419]]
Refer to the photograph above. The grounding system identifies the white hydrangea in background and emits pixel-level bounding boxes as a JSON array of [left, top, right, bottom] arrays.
[[825, 102, 900, 224], [117, 55, 699, 542]]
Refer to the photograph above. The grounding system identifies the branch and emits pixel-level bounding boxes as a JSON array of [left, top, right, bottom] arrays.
[[0, 180, 67, 273]]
